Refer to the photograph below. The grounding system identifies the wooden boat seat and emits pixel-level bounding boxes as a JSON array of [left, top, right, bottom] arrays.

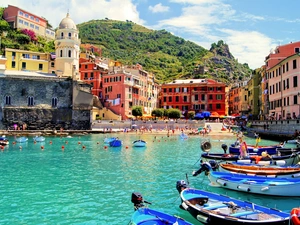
[[230, 210, 259, 217], [203, 203, 227, 210]]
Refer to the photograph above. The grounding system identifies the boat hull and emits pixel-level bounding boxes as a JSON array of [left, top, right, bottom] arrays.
[[208, 171, 300, 196], [16, 137, 28, 143], [109, 139, 122, 147], [201, 153, 300, 166], [219, 163, 300, 178], [179, 188, 290, 225], [33, 136, 45, 142], [130, 208, 192, 225], [229, 145, 279, 155], [132, 140, 146, 147]]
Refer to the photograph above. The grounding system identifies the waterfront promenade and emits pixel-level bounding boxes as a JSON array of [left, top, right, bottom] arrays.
[[0, 119, 297, 141]]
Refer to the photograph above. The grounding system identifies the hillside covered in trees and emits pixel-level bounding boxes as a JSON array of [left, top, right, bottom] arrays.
[[0, 9, 252, 84], [78, 20, 252, 83]]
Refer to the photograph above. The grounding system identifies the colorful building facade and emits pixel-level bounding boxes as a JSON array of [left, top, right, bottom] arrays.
[[265, 42, 300, 120], [3, 5, 55, 40], [159, 79, 226, 116], [5, 48, 50, 73]]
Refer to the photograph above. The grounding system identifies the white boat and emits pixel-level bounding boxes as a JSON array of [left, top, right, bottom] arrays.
[[33, 136, 45, 142], [132, 140, 146, 147], [16, 137, 28, 143], [176, 180, 291, 225], [208, 171, 300, 196]]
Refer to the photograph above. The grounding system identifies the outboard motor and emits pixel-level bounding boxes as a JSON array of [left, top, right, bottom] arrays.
[[131, 192, 144, 210], [131, 192, 152, 210], [221, 144, 228, 154], [209, 160, 219, 171], [176, 180, 188, 194], [193, 161, 212, 176]]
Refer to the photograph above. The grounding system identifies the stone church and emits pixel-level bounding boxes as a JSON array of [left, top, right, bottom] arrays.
[[0, 13, 93, 130]]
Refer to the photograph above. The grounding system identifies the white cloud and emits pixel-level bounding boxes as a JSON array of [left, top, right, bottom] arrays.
[[169, 0, 220, 4], [1, 0, 144, 28], [218, 29, 274, 68], [149, 3, 169, 13], [153, 0, 273, 68]]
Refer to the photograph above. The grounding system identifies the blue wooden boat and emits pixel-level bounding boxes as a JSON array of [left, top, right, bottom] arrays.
[[130, 192, 192, 225], [132, 140, 146, 147], [15, 136, 28, 143], [176, 180, 292, 225], [33, 136, 45, 142], [0, 137, 9, 146], [229, 143, 283, 155], [104, 137, 116, 144], [109, 139, 122, 147], [207, 171, 300, 196]]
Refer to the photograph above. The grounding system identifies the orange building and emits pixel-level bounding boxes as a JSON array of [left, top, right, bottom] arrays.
[[3, 5, 55, 39], [159, 79, 226, 116]]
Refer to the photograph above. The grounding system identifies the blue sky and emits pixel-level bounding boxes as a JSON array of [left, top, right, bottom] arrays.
[[1, 0, 300, 69]]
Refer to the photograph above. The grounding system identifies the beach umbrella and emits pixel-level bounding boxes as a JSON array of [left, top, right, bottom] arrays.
[[202, 111, 211, 118], [194, 113, 204, 120]]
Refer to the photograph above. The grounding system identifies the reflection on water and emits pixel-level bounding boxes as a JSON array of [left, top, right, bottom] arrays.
[[0, 133, 297, 224]]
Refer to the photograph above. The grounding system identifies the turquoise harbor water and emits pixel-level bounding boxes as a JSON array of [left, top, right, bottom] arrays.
[[0, 133, 299, 225]]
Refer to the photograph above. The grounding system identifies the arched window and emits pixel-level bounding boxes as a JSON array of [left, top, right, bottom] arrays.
[[68, 32, 71, 38], [61, 32, 64, 38], [28, 96, 34, 106], [52, 97, 58, 107], [5, 95, 11, 105], [68, 50, 71, 57], [60, 50, 63, 57]]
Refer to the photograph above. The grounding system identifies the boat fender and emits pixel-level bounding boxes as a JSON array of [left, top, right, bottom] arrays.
[[181, 202, 189, 210], [237, 159, 251, 164], [290, 208, 300, 225], [275, 160, 286, 166], [292, 173, 300, 178], [257, 161, 271, 166], [196, 214, 208, 223], [237, 185, 250, 192], [261, 186, 269, 191], [201, 141, 212, 152], [216, 179, 227, 186]]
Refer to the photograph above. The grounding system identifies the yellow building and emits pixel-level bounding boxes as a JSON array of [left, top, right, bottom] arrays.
[[5, 48, 50, 73]]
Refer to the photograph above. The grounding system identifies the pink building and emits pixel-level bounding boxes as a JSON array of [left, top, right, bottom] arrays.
[[101, 64, 158, 119], [3, 5, 55, 39], [266, 42, 300, 120]]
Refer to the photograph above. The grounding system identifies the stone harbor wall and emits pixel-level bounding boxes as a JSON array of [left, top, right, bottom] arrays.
[[0, 76, 92, 131]]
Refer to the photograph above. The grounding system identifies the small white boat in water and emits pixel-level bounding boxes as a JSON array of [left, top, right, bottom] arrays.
[[33, 136, 45, 142], [132, 140, 146, 147], [16, 137, 28, 143]]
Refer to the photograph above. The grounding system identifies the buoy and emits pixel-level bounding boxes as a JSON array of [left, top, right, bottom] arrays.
[[104, 146, 108, 149], [126, 146, 128, 149], [12, 142, 16, 145], [82, 146, 86, 149], [41, 146, 44, 150], [97, 142, 100, 144], [61, 145, 65, 150], [0, 146, 4, 150], [34, 141, 36, 144], [65, 141, 68, 144], [78, 141, 81, 145], [49, 141, 52, 144]]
